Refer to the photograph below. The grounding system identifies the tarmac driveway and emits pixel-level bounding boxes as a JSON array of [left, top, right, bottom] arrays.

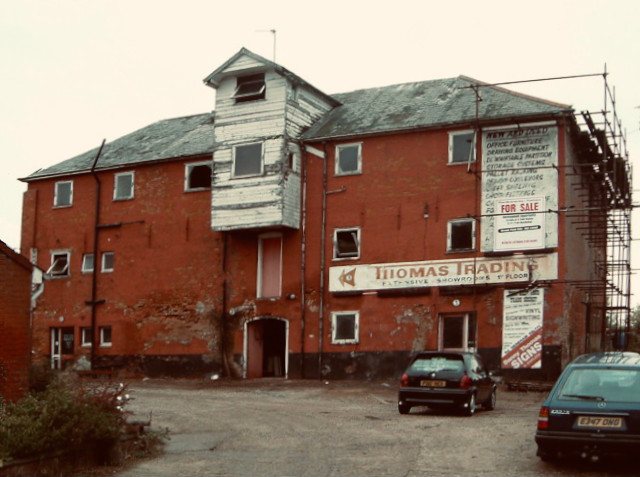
[[113, 378, 638, 477]]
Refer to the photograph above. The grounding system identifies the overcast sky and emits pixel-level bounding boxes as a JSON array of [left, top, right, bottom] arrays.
[[2, 0, 639, 299]]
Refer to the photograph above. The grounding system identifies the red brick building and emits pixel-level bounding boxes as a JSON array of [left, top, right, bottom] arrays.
[[19, 48, 631, 380], [0, 240, 37, 401]]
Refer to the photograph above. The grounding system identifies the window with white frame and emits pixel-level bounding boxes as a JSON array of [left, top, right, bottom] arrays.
[[448, 130, 476, 164], [233, 143, 263, 177], [185, 161, 212, 191], [335, 143, 362, 176], [101, 252, 114, 273], [233, 73, 266, 103], [48, 251, 70, 278], [447, 219, 475, 252], [99, 326, 112, 347], [114, 171, 134, 200], [333, 228, 360, 260], [81, 327, 93, 347], [81, 253, 94, 273], [54, 181, 73, 207], [331, 311, 359, 344]]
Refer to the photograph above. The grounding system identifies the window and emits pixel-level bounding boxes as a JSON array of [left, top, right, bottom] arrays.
[[333, 228, 360, 260], [335, 143, 362, 176], [257, 235, 282, 298], [54, 181, 73, 207], [48, 251, 70, 278], [101, 252, 114, 273], [114, 171, 134, 200], [82, 254, 94, 273], [99, 326, 112, 347], [233, 143, 263, 177], [447, 219, 475, 252], [81, 327, 93, 347], [233, 73, 266, 103], [185, 161, 212, 191], [331, 311, 359, 344], [449, 130, 476, 164]]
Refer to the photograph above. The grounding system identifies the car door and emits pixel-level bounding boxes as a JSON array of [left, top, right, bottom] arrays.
[[471, 355, 492, 402]]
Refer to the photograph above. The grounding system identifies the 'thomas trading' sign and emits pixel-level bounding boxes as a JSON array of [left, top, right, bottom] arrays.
[[329, 253, 557, 293]]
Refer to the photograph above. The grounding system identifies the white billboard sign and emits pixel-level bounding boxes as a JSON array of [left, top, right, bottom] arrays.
[[494, 197, 546, 251], [501, 288, 544, 369]]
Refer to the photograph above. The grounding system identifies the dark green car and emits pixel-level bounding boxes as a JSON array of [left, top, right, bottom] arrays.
[[535, 352, 640, 462]]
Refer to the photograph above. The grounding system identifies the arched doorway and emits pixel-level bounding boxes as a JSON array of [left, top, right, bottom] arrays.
[[244, 317, 288, 378]]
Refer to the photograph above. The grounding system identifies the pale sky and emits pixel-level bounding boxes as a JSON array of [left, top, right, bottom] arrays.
[[1, 0, 639, 299]]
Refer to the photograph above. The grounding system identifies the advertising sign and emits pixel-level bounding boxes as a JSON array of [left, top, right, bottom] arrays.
[[501, 288, 543, 369], [481, 124, 558, 252], [494, 197, 546, 251], [329, 253, 557, 293]]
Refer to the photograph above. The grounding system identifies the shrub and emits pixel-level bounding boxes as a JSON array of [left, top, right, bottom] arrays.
[[0, 379, 129, 460]]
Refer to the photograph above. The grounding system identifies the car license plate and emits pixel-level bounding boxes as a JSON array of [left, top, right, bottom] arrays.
[[576, 416, 623, 429], [420, 380, 446, 388]]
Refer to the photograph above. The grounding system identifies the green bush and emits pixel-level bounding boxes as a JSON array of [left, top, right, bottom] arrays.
[[0, 379, 128, 460]]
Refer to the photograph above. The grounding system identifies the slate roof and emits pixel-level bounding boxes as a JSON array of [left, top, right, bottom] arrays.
[[22, 74, 572, 181], [302, 75, 572, 141], [22, 113, 216, 181]]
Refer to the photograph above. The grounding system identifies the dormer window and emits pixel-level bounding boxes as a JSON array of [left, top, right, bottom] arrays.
[[233, 73, 266, 103]]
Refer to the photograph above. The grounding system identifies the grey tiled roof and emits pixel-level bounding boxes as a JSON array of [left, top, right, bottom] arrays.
[[22, 113, 215, 181], [302, 75, 572, 140]]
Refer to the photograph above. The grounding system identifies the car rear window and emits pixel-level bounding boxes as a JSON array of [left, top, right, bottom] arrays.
[[408, 356, 464, 373], [558, 368, 640, 403]]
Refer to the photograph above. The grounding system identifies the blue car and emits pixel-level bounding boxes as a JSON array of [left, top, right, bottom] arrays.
[[535, 352, 640, 462]]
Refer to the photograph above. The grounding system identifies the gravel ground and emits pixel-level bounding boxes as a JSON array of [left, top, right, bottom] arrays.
[[101, 378, 638, 477]]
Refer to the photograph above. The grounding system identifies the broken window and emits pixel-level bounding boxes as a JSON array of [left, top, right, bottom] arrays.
[[334, 228, 360, 260], [99, 326, 112, 347], [101, 252, 114, 273], [185, 161, 212, 191], [331, 311, 359, 344], [233, 73, 266, 103], [81, 327, 93, 347], [114, 171, 134, 200], [82, 253, 94, 273], [233, 143, 263, 177], [48, 251, 70, 278], [335, 143, 362, 175], [54, 180, 73, 207], [447, 219, 475, 252], [449, 130, 476, 164]]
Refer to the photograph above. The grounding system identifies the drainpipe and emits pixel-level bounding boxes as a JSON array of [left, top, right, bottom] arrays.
[[300, 146, 308, 378], [318, 142, 328, 378], [89, 140, 106, 369], [221, 232, 231, 377]]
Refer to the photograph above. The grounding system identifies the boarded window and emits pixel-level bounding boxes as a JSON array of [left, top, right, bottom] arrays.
[[54, 181, 73, 207], [334, 228, 360, 259], [186, 162, 212, 190], [233, 73, 266, 103], [258, 236, 282, 298], [332, 312, 359, 344], [234, 143, 263, 177]]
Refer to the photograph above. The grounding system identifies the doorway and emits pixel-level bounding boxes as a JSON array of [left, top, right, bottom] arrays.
[[439, 313, 476, 351], [245, 318, 288, 378], [50, 327, 74, 369]]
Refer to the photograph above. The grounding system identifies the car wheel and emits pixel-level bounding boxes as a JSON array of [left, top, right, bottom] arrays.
[[463, 393, 476, 416], [483, 389, 496, 410], [537, 446, 557, 462], [398, 403, 411, 415]]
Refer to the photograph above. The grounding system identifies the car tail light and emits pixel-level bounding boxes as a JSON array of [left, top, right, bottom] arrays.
[[401, 373, 409, 387], [460, 374, 472, 389], [537, 406, 549, 430]]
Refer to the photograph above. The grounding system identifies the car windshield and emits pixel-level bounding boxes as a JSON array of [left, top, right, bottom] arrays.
[[558, 368, 640, 403], [408, 356, 464, 373]]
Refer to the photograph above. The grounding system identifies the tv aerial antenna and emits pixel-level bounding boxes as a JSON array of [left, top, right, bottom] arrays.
[[256, 29, 277, 62]]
